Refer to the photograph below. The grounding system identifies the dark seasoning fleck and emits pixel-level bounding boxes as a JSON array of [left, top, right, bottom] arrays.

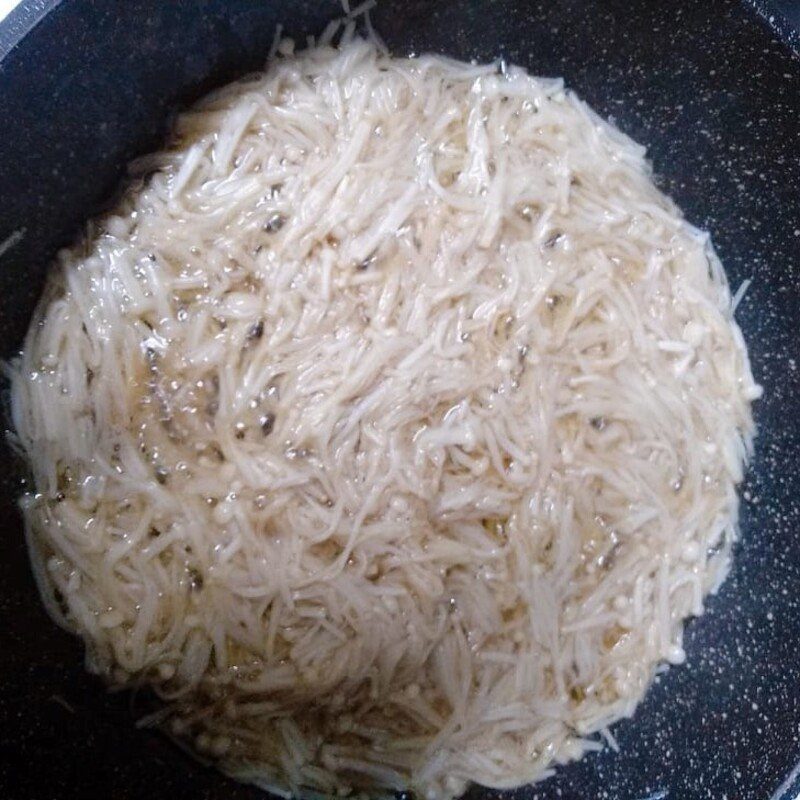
[[0, 2, 798, 800]]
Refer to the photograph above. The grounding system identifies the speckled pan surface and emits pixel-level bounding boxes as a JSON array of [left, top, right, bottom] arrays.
[[0, 1, 798, 798]]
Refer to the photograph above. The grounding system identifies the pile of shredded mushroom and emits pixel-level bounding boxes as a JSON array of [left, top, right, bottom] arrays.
[[10, 29, 759, 800]]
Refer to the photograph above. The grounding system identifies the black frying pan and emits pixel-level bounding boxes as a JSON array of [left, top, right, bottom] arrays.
[[0, 2, 798, 798]]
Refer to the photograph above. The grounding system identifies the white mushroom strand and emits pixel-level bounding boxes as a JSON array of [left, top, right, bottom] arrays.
[[9, 36, 758, 800]]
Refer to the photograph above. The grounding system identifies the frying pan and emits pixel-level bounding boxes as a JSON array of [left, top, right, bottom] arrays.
[[0, 1, 798, 798]]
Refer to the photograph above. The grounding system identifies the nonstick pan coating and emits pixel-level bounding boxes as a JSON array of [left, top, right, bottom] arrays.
[[0, 1, 798, 798]]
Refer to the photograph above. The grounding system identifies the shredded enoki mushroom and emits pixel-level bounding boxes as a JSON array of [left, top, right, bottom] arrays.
[[9, 36, 759, 800]]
